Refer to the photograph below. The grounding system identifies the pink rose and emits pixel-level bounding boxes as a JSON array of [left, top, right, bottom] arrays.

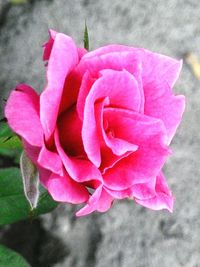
[[5, 30, 185, 216]]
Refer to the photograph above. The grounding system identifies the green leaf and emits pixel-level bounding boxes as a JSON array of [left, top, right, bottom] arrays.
[[0, 136, 22, 149], [83, 21, 89, 50], [0, 122, 22, 150], [0, 168, 58, 225], [0, 123, 22, 163], [0, 122, 14, 139], [0, 245, 30, 267]]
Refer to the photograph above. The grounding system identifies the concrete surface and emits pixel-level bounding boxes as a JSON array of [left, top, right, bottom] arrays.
[[0, 0, 200, 266]]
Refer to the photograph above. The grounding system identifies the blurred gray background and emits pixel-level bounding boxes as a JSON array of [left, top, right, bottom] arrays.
[[0, 0, 200, 266]]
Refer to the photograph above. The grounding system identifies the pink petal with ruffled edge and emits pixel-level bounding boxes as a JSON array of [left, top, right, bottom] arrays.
[[37, 145, 63, 176], [144, 81, 185, 143], [43, 29, 57, 61], [77, 51, 144, 116], [40, 33, 79, 139], [82, 44, 182, 88], [77, 71, 96, 120], [43, 29, 86, 62], [41, 170, 89, 204], [76, 185, 113, 216], [94, 98, 138, 161], [82, 69, 141, 167], [54, 128, 102, 183], [80, 44, 184, 141], [102, 108, 170, 190], [135, 172, 174, 212], [105, 177, 156, 200], [5, 84, 43, 147], [131, 178, 157, 200], [94, 99, 136, 173]]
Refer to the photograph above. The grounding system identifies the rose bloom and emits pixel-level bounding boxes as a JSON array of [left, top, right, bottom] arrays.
[[5, 30, 185, 216]]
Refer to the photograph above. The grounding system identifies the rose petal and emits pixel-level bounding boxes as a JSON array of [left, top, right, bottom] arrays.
[[77, 51, 144, 114], [82, 69, 141, 167], [135, 172, 174, 212], [77, 71, 96, 120], [102, 108, 170, 190], [38, 167, 51, 187], [58, 70, 83, 115], [78, 47, 183, 138], [41, 170, 89, 204], [78, 47, 87, 59], [43, 29, 86, 64], [40, 33, 79, 139], [131, 179, 157, 200], [82, 44, 134, 59], [37, 145, 63, 176], [103, 186, 132, 199], [76, 185, 113, 216], [95, 98, 138, 158], [82, 44, 182, 88], [54, 128, 102, 183], [105, 177, 156, 200], [43, 29, 57, 61], [144, 81, 185, 143], [92, 99, 136, 172], [5, 84, 43, 147]]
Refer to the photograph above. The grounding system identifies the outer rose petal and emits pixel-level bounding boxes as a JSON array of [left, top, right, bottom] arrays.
[[43, 29, 57, 61], [82, 44, 182, 88], [76, 186, 114, 216], [41, 170, 89, 204], [144, 81, 185, 143], [131, 178, 156, 200], [77, 71, 96, 120], [82, 69, 141, 167], [5, 84, 43, 147], [38, 167, 51, 187], [135, 172, 174, 212], [43, 30, 86, 62], [105, 177, 156, 200], [40, 33, 79, 139], [38, 145, 63, 176]]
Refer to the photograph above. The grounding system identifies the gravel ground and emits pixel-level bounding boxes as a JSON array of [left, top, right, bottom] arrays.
[[0, 0, 200, 266]]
